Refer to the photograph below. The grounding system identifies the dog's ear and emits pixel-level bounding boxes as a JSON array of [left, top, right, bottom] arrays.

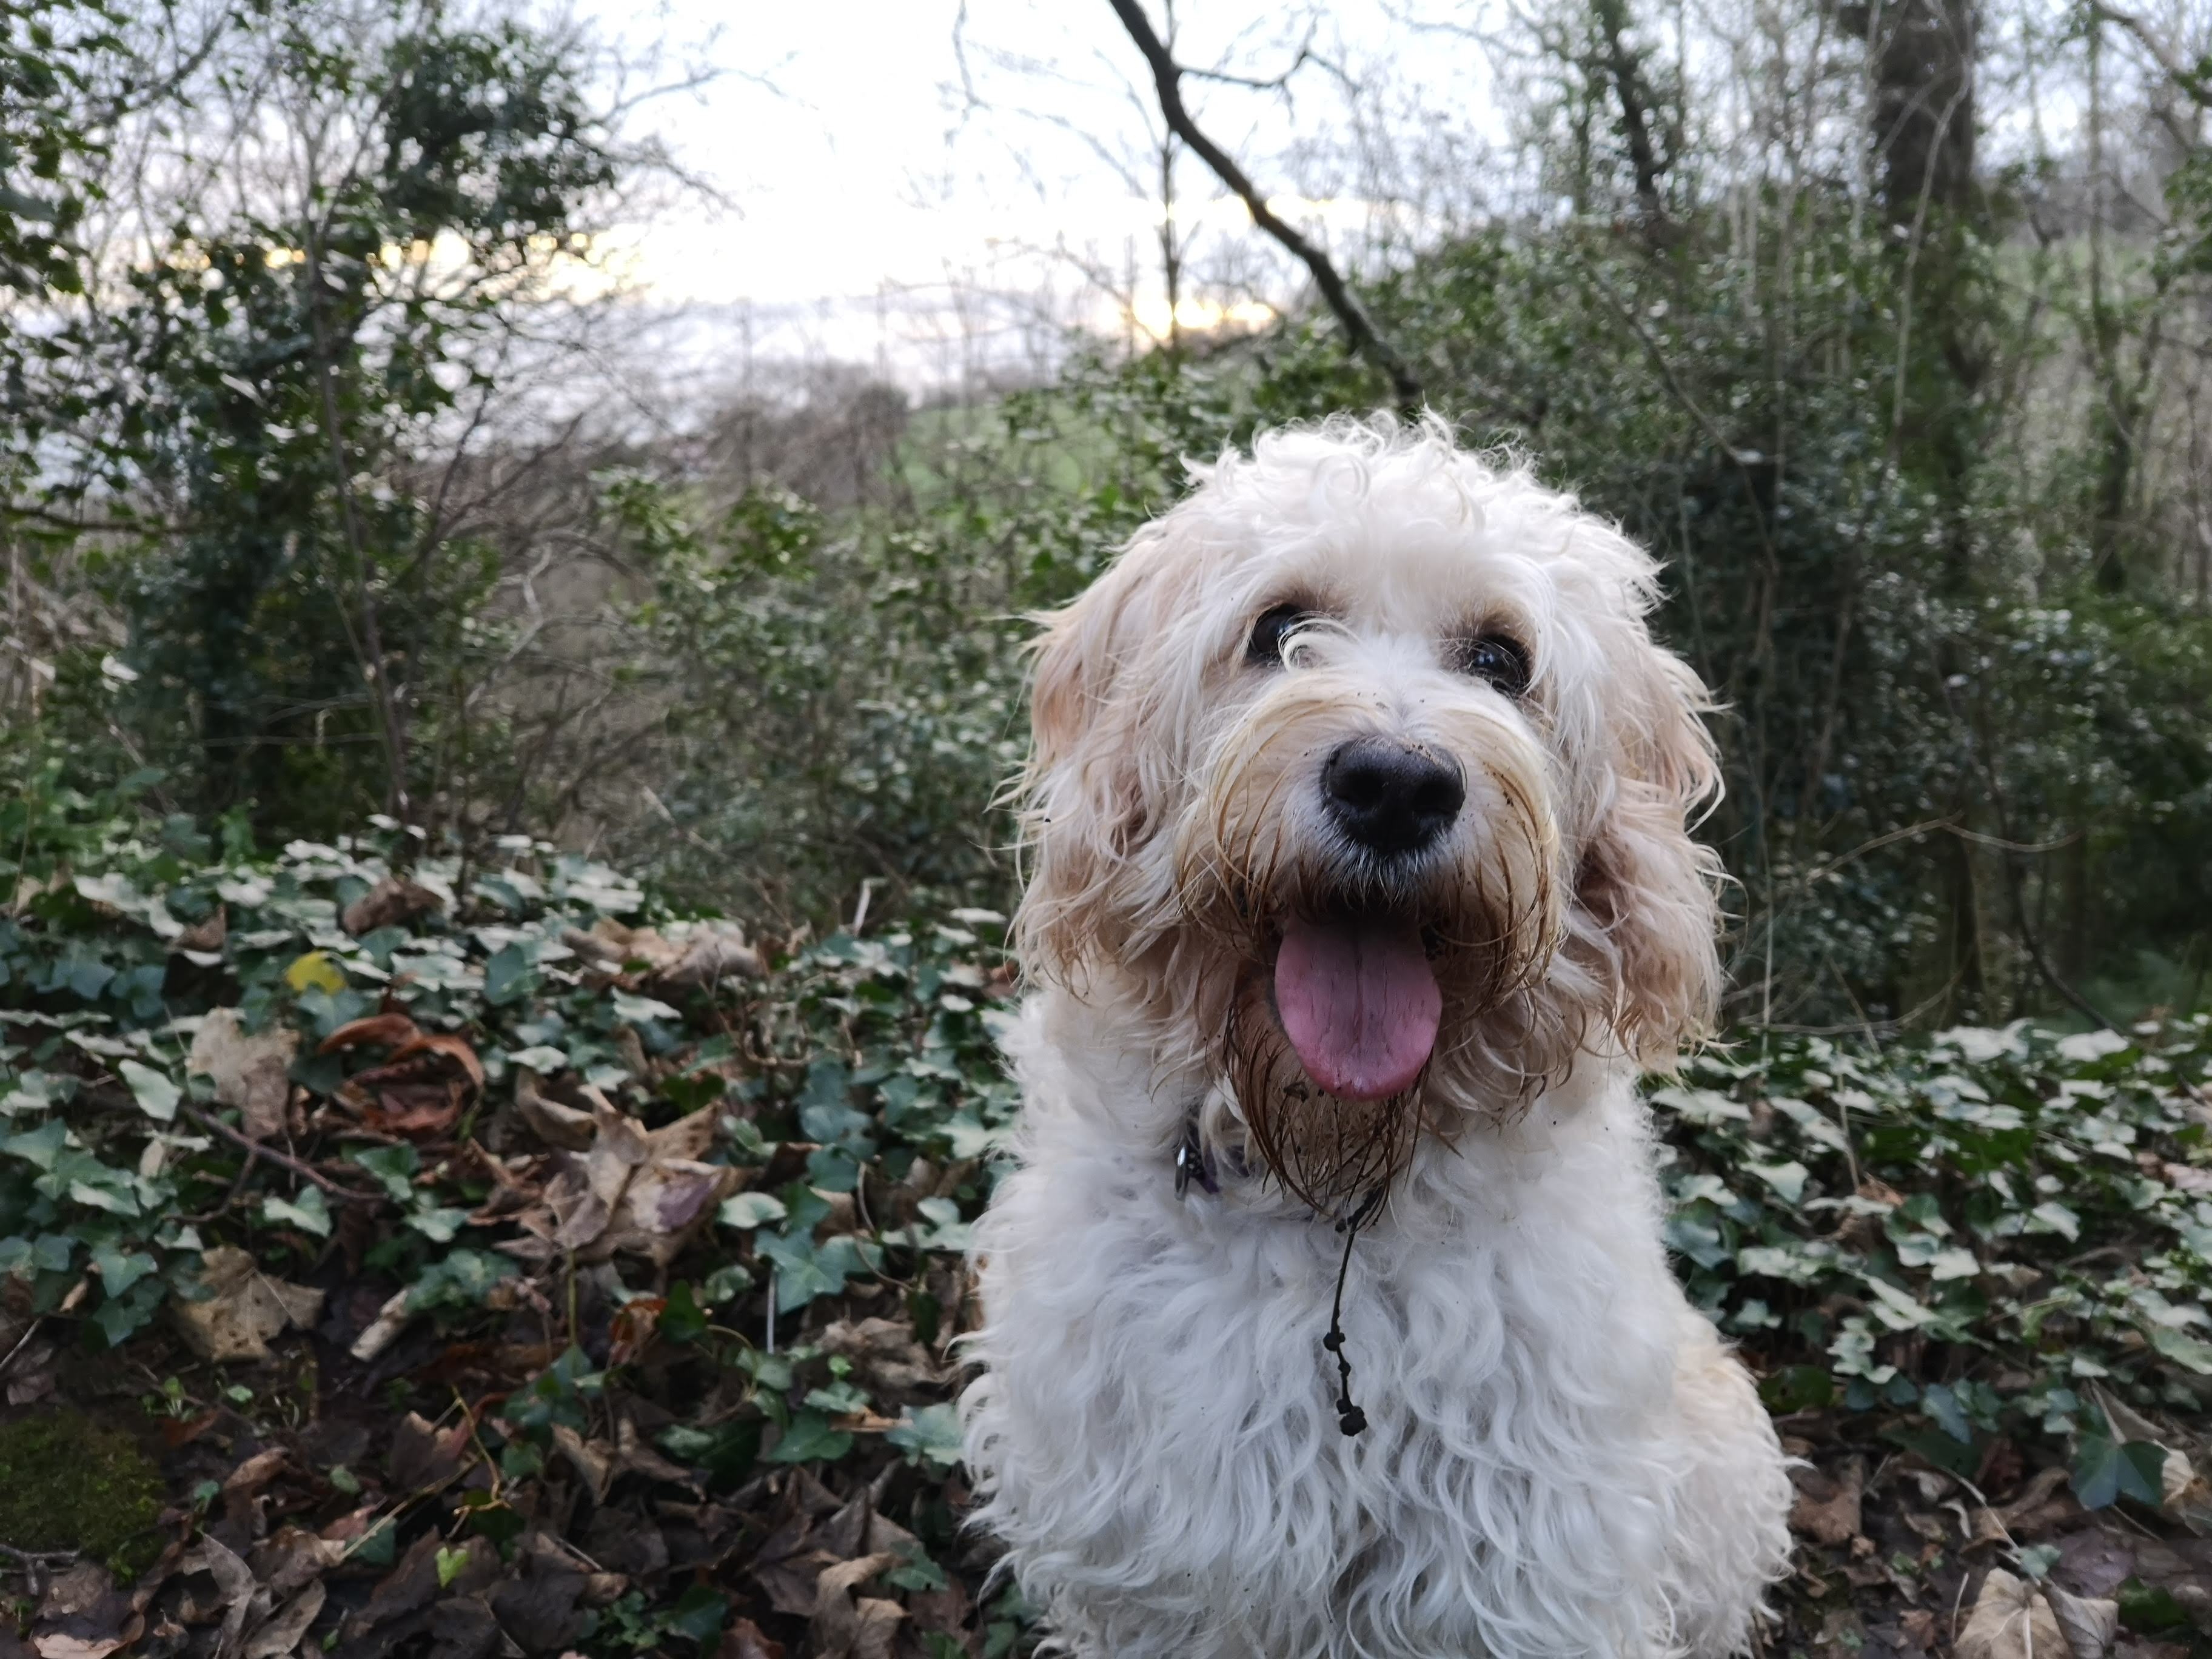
[[1574, 642, 1724, 1067], [1014, 551, 1162, 982]]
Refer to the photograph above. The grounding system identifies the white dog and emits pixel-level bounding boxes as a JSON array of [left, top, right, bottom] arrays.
[[960, 417, 1792, 1659]]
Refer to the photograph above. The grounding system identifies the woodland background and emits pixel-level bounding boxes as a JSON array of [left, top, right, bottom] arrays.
[[0, 1, 2210, 1657]]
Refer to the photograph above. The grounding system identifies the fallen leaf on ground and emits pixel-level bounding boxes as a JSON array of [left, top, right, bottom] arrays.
[[809, 1553, 903, 1659], [1789, 1457, 1865, 1546], [190, 1009, 299, 1141], [170, 1245, 324, 1362], [511, 1101, 736, 1266], [343, 875, 443, 936], [719, 1619, 786, 1659], [1958, 1567, 2117, 1659]]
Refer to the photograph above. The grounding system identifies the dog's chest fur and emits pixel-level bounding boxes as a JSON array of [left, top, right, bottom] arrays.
[[961, 995, 1722, 1659]]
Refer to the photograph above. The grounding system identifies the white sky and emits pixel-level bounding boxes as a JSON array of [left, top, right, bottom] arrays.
[[575, 1, 1506, 385]]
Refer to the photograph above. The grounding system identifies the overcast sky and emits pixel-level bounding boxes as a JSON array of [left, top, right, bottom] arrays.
[[575, 2, 1503, 384]]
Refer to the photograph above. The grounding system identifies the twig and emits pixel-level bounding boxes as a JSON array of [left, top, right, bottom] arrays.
[[0, 1317, 43, 1382], [1105, 0, 1423, 413], [181, 1104, 381, 1202]]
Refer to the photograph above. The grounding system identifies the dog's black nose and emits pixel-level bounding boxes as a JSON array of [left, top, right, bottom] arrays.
[[1321, 739, 1465, 857]]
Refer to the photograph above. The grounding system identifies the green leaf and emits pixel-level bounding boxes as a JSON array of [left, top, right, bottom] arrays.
[[2148, 1326, 2212, 1375], [1, 1120, 67, 1170], [1744, 1160, 1809, 1204], [90, 1242, 156, 1296], [717, 1191, 787, 1230], [611, 990, 680, 1024], [350, 1143, 420, 1202], [118, 1059, 179, 1122], [483, 943, 535, 1006], [263, 1187, 332, 1238], [2073, 1436, 2168, 1510], [763, 1410, 853, 1465], [659, 1281, 709, 1344], [665, 1584, 728, 1644], [435, 1546, 468, 1589], [885, 1402, 964, 1470], [409, 1248, 517, 1312]]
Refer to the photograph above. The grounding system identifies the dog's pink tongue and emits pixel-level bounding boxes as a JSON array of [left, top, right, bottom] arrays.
[[1273, 916, 1441, 1102]]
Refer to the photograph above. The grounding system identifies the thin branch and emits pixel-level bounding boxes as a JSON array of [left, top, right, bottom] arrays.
[[181, 1102, 382, 1202], [1104, 0, 1423, 413]]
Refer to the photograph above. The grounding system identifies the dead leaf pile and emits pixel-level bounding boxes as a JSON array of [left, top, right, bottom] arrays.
[[505, 1096, 739, 1267], [319, 1013, 483, 1139]]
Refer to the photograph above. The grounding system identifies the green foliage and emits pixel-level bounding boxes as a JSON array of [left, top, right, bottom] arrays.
[[1660, 1020, 2212, 1464], [0, 0, 121, 466], [34, 0, 622, 828]]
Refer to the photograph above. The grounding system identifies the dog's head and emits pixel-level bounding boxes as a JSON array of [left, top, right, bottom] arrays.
[[1015, 417, 1721, 1204]]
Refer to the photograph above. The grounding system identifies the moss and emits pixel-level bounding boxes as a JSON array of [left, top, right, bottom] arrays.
[[0, 1409, 166, 1577]]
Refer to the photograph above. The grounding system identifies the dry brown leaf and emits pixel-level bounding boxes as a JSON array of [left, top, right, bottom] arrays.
[[518, 1100, 736, 1267], [2045, 1584, 2120, 1659], [1958, 1569, 2117, 1659], [252, 1526, 346, 1600], [513, 1067, 597, 1151], [319, 1012, 423, 1053], [658, 925, 762, 988], [171, 1246, 324, 1362], [388, 1412, 472, 1490], [384, 1030, 485, 1090], [173, 903, 227, 954], [1789, 1457, 1865, 1546], [181, 1535, 260, 1659], [36, 1564, 113, 1621], [810, 1554, 905, 1659], [1958, 1570, 2064, 1659], [552, 1423, 613, 1501], [241, 1581, 325, 1659], [190, 1009, 298, 1141], [566, 917, 759, 988], [718, 1619, 788, 1659], [342, 875, 443, 936], [32, 1639, 124, 1659], [817, 1318, 945, 1398]]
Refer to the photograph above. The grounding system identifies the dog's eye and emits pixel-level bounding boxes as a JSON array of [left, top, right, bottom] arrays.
[[1451, 633, 1532, 696], [1247, 603, 1311, 666]]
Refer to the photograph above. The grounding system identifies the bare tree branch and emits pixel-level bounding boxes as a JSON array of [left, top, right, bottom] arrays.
[[1104, 0, 1423, 413]]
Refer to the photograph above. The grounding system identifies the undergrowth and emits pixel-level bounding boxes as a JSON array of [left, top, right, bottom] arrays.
[[0, 770, 2201, 1653]]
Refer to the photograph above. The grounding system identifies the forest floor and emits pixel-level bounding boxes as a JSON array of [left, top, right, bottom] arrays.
[[0, 825, 2205, 1658]]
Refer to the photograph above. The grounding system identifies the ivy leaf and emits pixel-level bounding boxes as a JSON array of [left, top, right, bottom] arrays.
[[483, 943, 535, 1006], [350, 1142, 420, 1202], [885, 1403, 964, 1471], [2073, 1435, 2168, 1509], [263, 1187, 332, 1238], [118, 1059, 179, 1122], [1744, 1160, 1808, 1204], [718, 1191, 788, 1230], [2148, 1325, 2212, 1376], [665, 1584, 727, 1644], [763, 1410, 853, 1465], [759, 1231, 880, 1314], [90, 1242, 156, 1297]]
